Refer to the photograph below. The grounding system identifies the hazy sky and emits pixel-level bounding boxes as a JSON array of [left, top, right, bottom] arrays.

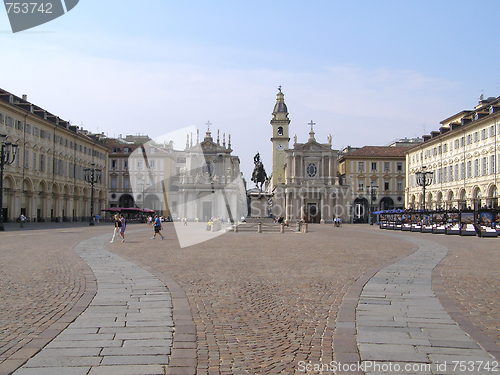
[[1, 1, 500, 183]]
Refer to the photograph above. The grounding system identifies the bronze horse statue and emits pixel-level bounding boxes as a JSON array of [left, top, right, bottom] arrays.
[[251, 152, 267, 191]]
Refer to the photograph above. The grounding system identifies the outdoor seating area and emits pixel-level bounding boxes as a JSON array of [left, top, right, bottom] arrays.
[[376, 209, 500, 238]]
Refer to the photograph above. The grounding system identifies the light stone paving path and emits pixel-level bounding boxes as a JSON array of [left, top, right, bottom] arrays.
[[357, 236, 497, 375], [13, 233, 174, 375]]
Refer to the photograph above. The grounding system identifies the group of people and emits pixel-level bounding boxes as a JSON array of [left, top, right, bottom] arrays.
[[110, 214, 165, 243], [110, 214, 126, 243], [334, 216, 343, 227]]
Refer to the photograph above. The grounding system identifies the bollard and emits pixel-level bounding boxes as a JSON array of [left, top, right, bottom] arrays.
[[257, 222, 262, 233], [234, 225, 238, 233], [303, 223, 308, 233], [296, 221, 301, 232], [280, 223, 285, 233]]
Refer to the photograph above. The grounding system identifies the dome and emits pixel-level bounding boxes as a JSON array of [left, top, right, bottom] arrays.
[[273, 90, 288, 114], [273, 101, 288, 113]]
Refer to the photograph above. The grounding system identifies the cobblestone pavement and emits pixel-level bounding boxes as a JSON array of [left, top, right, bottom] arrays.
[[357, 235, 496, 374], [111, 224, 416, 374], [0, 223, 109, 375], [1, 222, 500, 375], [12, 231, 174, 375]]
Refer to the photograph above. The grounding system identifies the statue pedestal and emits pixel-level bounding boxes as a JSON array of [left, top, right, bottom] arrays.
[[248, 192, 273, 218]]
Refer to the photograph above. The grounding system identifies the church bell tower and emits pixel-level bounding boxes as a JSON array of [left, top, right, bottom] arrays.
[[270, 86, 290, 188]]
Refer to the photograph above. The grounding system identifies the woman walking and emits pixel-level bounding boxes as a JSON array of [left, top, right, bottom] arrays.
[[110, 214, 120, 243], [119, 214, 126, 242]]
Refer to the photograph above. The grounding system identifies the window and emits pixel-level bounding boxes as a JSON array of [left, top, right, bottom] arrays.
[[40, 154, 45, 172], [307, 163, 317, 177], [397, 162, 402, 172], [397, 182, 402, 191], [438, 145, 442, 155], [384, 181, 390, 191], [443, 144, 447, 153], [358, 182, 364, 191], [481, 129, 487, 140], [124, 161, 128, 169], [33, 153, 36, 170], [371, 162, 377, 171], [455, 164, 459, 181], [461, 163, 465, 180], [277, 126, 283, 136], [455, 139, 459, 149], [124, 147, 130, 153], [358, 162, 364, 172], [449, 166, 453, 182], [474, 159, 479, 177], [24, 150, 29, 168], [482, 157, 487, 176], [490, 126, 495, 137], [466, 135, 472, 145], [111, 160, 117, 169], [137, 161, 142, 170], [460, 137, 465, 147], [149, 160, 155, 169], [491, 155, 496, 174], [124, 177, 130, 189], [467, 161, 472, 178], [384, 162, 390, 172], [111, 177, 117, 189], [473, 132, 479, 142]]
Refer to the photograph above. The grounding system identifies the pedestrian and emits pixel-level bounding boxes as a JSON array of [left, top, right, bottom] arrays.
[[152, 214, 164, 240], [20, 214, 26, 228], [96, 214, 100, 224], [183, 217, 188, 226], [119, 214, 126, 242], [110, 214, 120, 243]]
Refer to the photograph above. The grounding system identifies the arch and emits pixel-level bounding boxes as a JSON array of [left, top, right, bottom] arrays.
[[436, 191, 443, 210], [119, 194, 135, 208], [458, 188, 467, 210], [144, 193, 161, 211], [380, 196, 394, 210], [472, 186, 482, 210], [447, 190, 455, 209], [353, 197, 369, 223], [22, 177, 34, 192], [487, 185, 498, 208]]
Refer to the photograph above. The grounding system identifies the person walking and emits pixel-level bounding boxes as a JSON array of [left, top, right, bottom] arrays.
[[110, 214, 120, 243], [119, 214, 126, 242], [152, 214, 164, 240]]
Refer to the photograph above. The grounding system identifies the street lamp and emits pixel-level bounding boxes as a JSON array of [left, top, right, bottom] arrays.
[[0, 134, 18, 231], [84, 163, 102, 226], [367, 182, 378, 225], [415, 166, 433, 210]]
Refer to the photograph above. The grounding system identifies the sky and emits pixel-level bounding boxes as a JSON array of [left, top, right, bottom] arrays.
[[1, 0, 500, 184]]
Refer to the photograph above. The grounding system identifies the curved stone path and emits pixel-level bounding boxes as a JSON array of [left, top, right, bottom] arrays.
[[13, 232, 174, 375], [356, 236, 497, 374]]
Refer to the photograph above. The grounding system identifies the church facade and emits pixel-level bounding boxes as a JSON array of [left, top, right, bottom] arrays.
[[268, 89, 350, 223]]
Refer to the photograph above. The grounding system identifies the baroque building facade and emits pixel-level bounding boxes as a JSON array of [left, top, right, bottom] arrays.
[[125, 127, 246, 222], [269, 89, 349, 223], [338, 146, 408, 223], [406, 96, 500, 210], [0, 88, 108, 222]]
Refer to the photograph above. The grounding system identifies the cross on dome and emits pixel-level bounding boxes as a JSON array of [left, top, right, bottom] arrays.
[[308, 120, 316, 132]]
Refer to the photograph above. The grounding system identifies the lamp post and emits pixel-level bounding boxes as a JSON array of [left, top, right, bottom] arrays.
[[415, 166, 433, 210], [84, 163, 101, 226], [0, 135, 18, 231], [367, 182, 378, 225]]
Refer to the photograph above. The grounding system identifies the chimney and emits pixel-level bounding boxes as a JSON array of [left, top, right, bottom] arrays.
[[22, 94, 27, 101], [423, 135, 431, 142]]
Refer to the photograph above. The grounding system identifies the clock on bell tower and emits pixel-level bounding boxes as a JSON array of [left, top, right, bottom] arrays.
[[270, 86, 290, 188]]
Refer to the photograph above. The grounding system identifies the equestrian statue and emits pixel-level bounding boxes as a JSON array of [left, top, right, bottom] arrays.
[[251, 152, 267, 192]]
